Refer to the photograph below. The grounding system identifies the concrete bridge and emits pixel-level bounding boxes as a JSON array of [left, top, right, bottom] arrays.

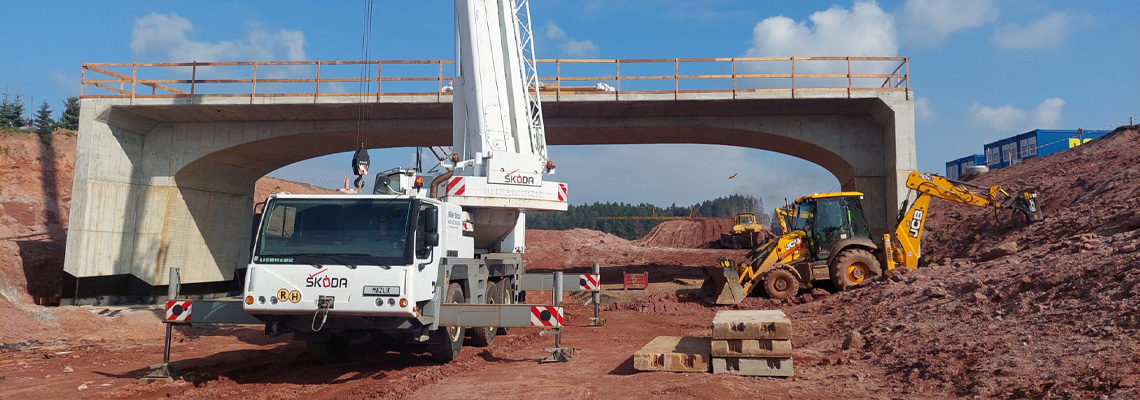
[[66, 57, 914, 297]]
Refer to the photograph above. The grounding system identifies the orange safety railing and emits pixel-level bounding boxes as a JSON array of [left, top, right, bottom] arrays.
[[79, 57, 909, 102]]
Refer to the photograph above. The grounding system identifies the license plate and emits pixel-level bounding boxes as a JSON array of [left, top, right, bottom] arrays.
[[363, 286, 400, 296]]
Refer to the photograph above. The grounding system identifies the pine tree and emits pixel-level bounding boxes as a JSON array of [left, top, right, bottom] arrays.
[[0, 89, 26, 128], [34, 101, 55, 135], [58, 96, 80, 130]]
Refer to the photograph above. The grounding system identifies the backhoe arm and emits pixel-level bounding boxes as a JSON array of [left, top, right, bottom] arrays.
[[885, 171, 1043, 271]]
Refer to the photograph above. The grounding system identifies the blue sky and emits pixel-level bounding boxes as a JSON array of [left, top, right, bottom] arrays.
[[2, 0, 1137, 209]]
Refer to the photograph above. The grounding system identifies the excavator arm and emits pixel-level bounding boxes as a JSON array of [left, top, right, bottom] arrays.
[[885, 171, 1042, 270]]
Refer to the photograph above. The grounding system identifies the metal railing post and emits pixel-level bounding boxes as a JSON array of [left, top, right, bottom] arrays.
[[541, 271, 572, 363], [732, 59, 737, 99], [163, 267, 179, 365], [674, 58, 679, 100], [846, 57, 851, 99], [553, 271, 562, 349], [314, 61, 321, 103], [131, 63, 138, 104], [251, 62, 258, 104], [588, 263, 605, 327], [376, 61, 383, 102], [615, 59, 621, 101], [790, 57, 796, 99], [905, 57, 910, 99], [190, 62, 197, 100]]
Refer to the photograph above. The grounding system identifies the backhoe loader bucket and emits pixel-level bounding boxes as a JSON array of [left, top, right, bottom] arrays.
[[701, 259, 748, 305], [1009, 190, 1044, 223]]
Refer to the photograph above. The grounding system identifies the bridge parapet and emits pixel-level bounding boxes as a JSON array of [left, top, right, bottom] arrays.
[[80, 57, 908, 104]]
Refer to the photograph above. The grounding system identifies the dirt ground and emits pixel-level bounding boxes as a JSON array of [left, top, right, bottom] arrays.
[[2, 126, 1139, 399]]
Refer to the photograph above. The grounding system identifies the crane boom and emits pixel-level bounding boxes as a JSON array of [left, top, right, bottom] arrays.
[[439, 0, 567, 253]]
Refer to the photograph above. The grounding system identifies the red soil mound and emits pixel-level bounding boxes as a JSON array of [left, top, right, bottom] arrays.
[[523, 228, 742, 269], [634, 217, 736, 248]]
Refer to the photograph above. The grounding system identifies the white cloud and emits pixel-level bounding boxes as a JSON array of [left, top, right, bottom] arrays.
[[544, 20, 566, 41], [1031, 97, 1065, 128], [543, 21, 599, 58], [745, 1, 897, 58], [969, 103, 1025, 131], [969, 97, 1065, 133], [130, 12, 307, 62], [915, 96, 935, 122], [560, 39, 599, 58], [899, 0, 997, 47], [993, 12, 1075, 50]]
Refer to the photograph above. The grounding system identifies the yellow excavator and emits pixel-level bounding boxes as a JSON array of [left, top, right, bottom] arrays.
[[702, 171, 1042, 304], [720, 212, 767, 249]]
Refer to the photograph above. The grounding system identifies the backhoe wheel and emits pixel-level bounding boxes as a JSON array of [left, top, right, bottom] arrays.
[[469, 280, 502, 347], [762, 269, 798, 300], [831, 249, 882, 291], [429, 283, 466, 362]]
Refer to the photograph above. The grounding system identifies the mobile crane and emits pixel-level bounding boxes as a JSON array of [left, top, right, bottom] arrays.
[[240, 0, 570, 362], [702, 171, 1042, 304]]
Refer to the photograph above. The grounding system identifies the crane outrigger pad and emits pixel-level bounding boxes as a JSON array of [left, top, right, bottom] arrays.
[[701, 265, 748, 305]]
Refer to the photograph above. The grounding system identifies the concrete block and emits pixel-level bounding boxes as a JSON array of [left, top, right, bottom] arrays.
[[710, 339, 793, 358], [633, 336, 711, 372], [711, 357, 794, 377], [712, 310, 791, 340]]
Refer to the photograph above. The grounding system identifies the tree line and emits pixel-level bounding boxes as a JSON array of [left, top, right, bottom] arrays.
[[1, 88, 80, 135], [528, 194, 769, 239]]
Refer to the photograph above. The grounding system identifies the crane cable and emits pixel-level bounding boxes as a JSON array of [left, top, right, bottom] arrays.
[[352, 0, 376, 191]]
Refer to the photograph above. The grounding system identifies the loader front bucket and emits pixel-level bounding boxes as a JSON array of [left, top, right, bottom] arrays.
[[701, 264, 748, 305]]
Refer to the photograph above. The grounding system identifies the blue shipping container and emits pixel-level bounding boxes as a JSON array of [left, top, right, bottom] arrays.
[[945, 154, 985, 180], [983, 129, 1110, 170]]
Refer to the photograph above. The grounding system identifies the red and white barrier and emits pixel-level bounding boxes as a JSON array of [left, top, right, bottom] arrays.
[[529, 306, 564, 327], [164, 300, 193, 323]]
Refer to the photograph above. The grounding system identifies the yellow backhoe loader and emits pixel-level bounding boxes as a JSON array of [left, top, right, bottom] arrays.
[[720, 212, 766, 249], [702, 171, 1042, 304]]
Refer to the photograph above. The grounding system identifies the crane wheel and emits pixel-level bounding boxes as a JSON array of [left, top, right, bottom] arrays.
[[469, 280, 503, 347], [429, 283, 466, 362], [830, 249, 881, 291], [763, 269, 798, 300], [306, 335, 349, 363], [496, 278, 513, 335]]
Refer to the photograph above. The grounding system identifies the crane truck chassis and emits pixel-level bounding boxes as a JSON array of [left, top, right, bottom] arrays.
[[703, 171, 1043, 304]]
